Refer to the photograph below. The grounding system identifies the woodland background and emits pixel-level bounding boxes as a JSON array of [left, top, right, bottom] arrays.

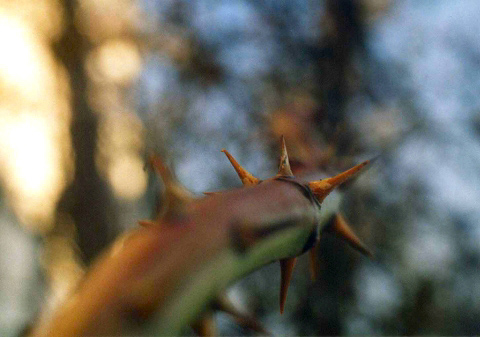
[[0, 0, 479, 335]]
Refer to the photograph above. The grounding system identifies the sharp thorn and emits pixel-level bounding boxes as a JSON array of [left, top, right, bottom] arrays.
[[329, 214, 373, 258], [277, 135, 294, 177], [221, 149, 260, 186], [149, 155, 194, 220], [149, 155, 174, 185], [308, 159, 370, 203], [279, 257, 297, 314]]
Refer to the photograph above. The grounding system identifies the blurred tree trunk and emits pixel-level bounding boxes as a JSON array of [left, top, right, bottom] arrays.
[[54, 0, 116, 264], [311, 0, 365, 335], [320, 0, 364, 126]]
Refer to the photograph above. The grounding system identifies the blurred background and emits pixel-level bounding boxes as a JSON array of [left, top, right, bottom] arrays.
[[0, 0, 479, 335]]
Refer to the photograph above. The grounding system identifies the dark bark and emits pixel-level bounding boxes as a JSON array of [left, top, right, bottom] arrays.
[[54, 0, 116, 264]]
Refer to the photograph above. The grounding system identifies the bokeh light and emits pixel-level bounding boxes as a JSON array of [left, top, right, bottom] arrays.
[[0, 115, 68, 231], [0, 5, 71, 231]]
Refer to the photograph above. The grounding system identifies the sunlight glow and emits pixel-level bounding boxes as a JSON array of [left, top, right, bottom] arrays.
[[96, 112, 147, 200], [0, 0, 64, 40], [41, 235, 85, 314], [0, 115, 68, 231], [108, 154, 147, 199], [0, 8, 71, 231], [4, 118, 53, 194], [0, 10, 49, 101], [87, 39, 142, 85]]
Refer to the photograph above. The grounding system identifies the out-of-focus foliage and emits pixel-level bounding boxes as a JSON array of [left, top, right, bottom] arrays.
[[1, 0, 480, 336]]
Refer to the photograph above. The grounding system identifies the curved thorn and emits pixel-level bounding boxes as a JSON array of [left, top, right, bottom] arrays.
[[149, 155, 194, 220], [277, 135, 294, 177], [279, 257, 297, 314], [221, 149, 260, 186], [149, 155, 174, 185], [308, 245, 318, 282], [329, 214, 373, 258], [308, 159, 370, 202]]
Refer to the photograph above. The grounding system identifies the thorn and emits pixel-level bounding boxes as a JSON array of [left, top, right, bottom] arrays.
[[191, 311, 216, 337], [277, 135, 294, 177], [149, 155, 194, 220], [308, 159, 370, 203], [149, 155, 173, 185], [328, 214, 373, 258], [221, 149, 260, 186], [279, 257, 297, 314], [308, 245, 318, 282], [213, 296, 270, 335], [138, 220, 156, 227]]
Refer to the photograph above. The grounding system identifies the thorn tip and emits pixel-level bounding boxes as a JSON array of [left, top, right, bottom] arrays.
[[222, 149, 260, 186], [148, 154, 194, 220], [279, 257, 297, 314], [308, 159, 370, 202], [277, 135, 294, 177], [329, 214, 373, 258]]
